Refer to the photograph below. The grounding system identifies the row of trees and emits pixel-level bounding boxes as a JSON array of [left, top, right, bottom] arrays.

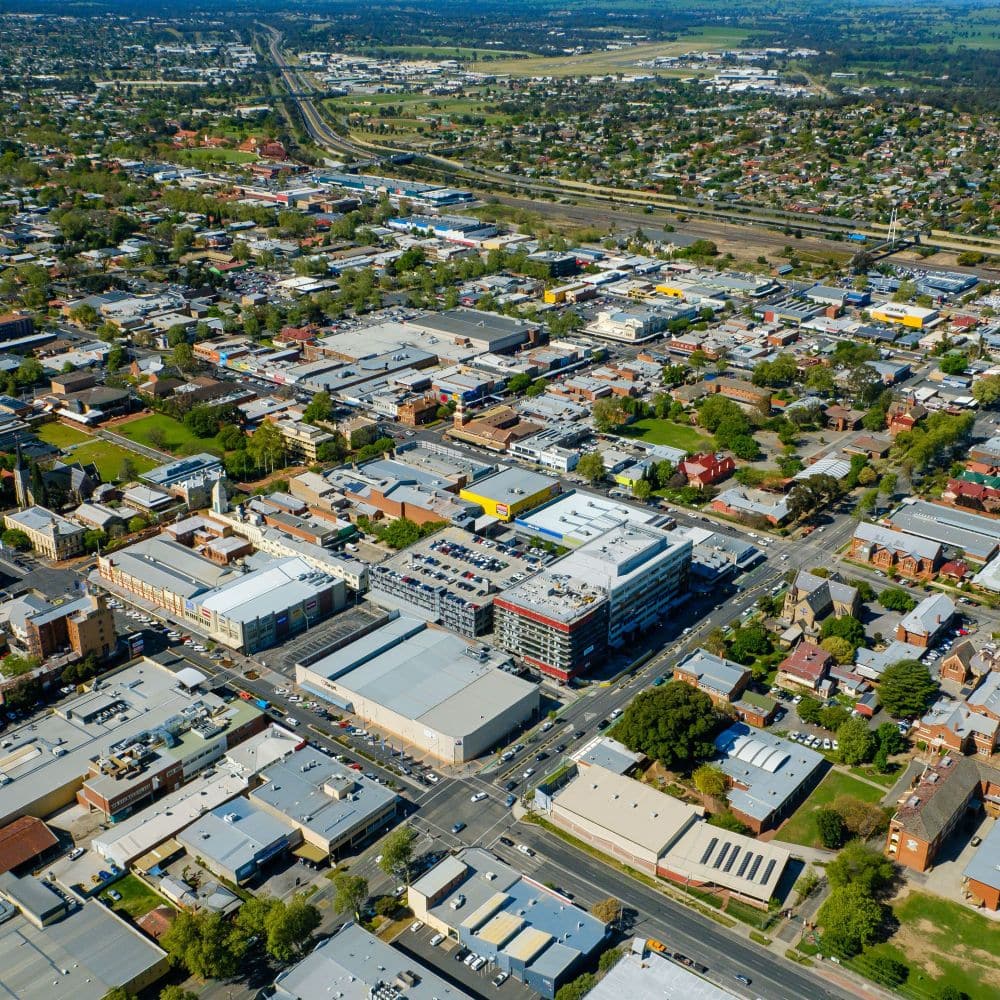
[[160, 893, 321, 980]]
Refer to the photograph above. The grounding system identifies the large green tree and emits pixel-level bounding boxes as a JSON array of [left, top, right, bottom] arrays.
[[826, 841, 895, 896], [615, 682, 719, 770], [161, 910, 245, 980], [576, 452, 605, 484], [878, 660, 938, 719], [837, 717, 876, 765], [817, 883, 887, 956]]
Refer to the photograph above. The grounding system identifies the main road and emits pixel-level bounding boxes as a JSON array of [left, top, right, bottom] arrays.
[[260, 26, 1000, 261]]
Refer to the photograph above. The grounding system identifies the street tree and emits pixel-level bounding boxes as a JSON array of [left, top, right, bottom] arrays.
[[576, 452, 605, 484], [590, 897, 622, 927], [817, 883, 887, 956], [332, 873, 369, 921], [378, 825, 417, 882]]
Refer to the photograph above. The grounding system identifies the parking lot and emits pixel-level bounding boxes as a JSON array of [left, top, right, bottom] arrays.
[[266, 604, 388, 677], [396, 923, 538, 1000]]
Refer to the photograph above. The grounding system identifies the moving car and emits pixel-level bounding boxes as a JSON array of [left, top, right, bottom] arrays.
[[451, 821, 466, 835]]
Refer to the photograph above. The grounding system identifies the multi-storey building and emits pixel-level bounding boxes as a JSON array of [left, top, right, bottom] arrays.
[[494, 525, 691, 680]]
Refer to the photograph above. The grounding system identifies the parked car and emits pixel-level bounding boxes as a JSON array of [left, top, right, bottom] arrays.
[[430, 933, 445, 947]]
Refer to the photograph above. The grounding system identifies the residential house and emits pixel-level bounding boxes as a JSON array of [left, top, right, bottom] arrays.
[[887, 399, 928, 436], [711, 487, 789, 525], [824, 405, 864, 431], [850, 522, 941, 579], [940, 641, 999, 686]]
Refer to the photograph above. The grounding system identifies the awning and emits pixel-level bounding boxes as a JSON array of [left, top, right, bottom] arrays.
[[134, 838, 184, 873], [293, 842, 329, 864]]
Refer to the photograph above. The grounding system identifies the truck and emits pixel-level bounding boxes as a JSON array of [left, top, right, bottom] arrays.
[[254, 698, 270, 711]]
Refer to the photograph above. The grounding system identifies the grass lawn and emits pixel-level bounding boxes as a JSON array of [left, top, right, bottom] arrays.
[[616, 418, 712, 452], [774, 769, 884, 848], [856, 892, 1000, 1000], [72, 441, 157, 483], [175, 147, 258, 164], [35, 422, 93, 448], [849, 763, 902, 787], [118, 413, 225, 457], [101, 874, 171, 920]]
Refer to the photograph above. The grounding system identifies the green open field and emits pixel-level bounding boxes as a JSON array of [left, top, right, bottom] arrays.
[[774, 769, 883, 848], [117, 413, 226, 457], [616, 418, 712, 452], [484, 28, 752, 77], [856, 892, 1000, 1000], [174, 147, 259, 164], [101, 874, 172, 920], [72, 441, 157, 483], [35, 422, 92, 449]]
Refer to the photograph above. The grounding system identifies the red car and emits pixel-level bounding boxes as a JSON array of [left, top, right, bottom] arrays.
[[348, 762, 363, 771]]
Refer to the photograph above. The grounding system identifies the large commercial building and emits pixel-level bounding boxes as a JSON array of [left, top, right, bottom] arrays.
[[494, 525, 691, 680], [514, 489, 675, 548], [587, 940, 742, 1000], [98, 538, 346, 652], [193, 555, 346, 652], [273, 921, 473, 1000], [887, 500, 1000, 564], [409, 847, 608, 998], [177, 797, 301, 884], [249, 748, 399, 859], [0, 660, 265, 827], [296, 613, 539, 763], [458, 466, 560, 522], [542, 764, 789, 906], [404, 308, 539, 354]]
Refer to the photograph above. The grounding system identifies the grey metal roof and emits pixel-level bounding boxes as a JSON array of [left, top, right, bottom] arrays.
[[676, 649, 748, 698], [899, 594, 956, 637], [0, 894, 166, 1000], [273, 922, 473, 1000], [889, 501, 1000, 560], [714, 723, 824, 823], [178, 798, 298, 874], [963, 821, 1000, 889], [464, 465, 558, 505], [302, 615, 534, 737], [250, 749, 397, 845], [852, 521, 942, 561]]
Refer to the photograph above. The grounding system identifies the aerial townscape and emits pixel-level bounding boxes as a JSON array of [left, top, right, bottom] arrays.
[[0, 1, 1000, 999]]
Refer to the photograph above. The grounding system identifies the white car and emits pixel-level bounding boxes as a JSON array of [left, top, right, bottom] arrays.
[[430, 933, 445, 947], [471, 791, 488, 803], [522, 768, 534, 779], [517, 844, 534, 857], [285, 717, 300, 727]]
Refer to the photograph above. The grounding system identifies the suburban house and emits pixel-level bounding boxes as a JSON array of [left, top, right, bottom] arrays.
[[776, 641, 835, 693], [824, 405, 864, 432], [895, 594, 956, 648], [782, 570, 860, 633], [886, 399, 928, 436], [850, 522, 942, 580]]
